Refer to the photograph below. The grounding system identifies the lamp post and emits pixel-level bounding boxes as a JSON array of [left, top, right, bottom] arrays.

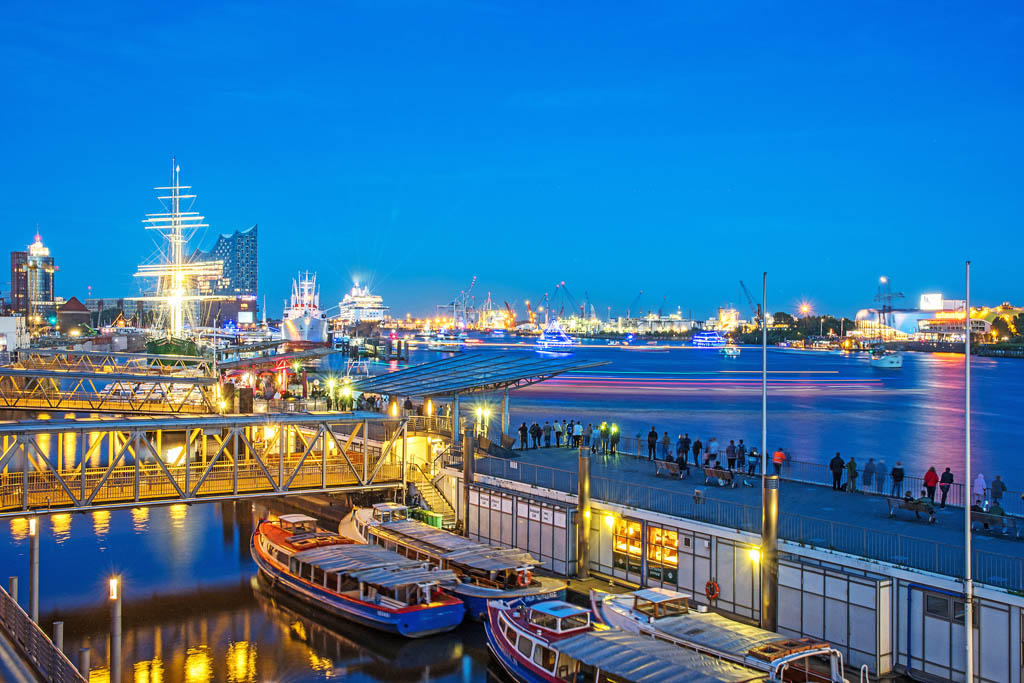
[[109, 575, 122, 683], [327, 378, 336, 411], [28, 516, 38, 623]]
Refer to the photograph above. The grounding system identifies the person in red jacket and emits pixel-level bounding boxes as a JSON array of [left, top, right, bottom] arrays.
[[923, 467, 939, 501]]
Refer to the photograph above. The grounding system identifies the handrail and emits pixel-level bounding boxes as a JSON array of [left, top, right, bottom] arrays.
[[0, 585, 85, 682]]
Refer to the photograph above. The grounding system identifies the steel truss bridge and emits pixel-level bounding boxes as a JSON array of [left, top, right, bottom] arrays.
[[0, 368, 219, 415], [14, 348, 214, 377], [0, 412, 410, 516]]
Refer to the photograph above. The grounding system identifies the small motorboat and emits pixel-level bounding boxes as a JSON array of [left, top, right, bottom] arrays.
[[721, 345, 741, 358], [486, 598, 770, 682], [869, 346, 902, 368], [342, 503, 566, 620], [591, 587, 845, 682], [251, 513, 465, 638]]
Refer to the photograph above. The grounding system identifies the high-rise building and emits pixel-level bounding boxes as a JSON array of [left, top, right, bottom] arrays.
[[204, 225, 257, 296], [10, 233, 57, 323]]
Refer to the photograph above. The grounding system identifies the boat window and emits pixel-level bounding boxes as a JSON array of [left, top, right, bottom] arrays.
[[560, 612, 590, 631], [557, 654, 575, 682], [311, 566, 324, 585], [517, 635, 533, 658], [529, 612, 558, 630], [533, 645, 556, 671]]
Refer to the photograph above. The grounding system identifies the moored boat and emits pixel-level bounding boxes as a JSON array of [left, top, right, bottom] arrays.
[[251, 513, 465, 638], [342, 503, 567, 620], [591, 587, 845, 682], [485, 599, 770, 682]]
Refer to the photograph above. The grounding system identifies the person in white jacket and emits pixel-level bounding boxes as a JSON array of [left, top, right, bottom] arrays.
[[972, 473, 988, 507]]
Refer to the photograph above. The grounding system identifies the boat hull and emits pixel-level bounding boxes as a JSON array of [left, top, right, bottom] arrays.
[[457, 581, 567, 622], [281, 313, 328, 343], [250, 536, 464, 638], [870, 352, 903, 368]]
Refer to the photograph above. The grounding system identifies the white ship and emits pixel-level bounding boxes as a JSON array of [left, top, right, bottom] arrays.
[[869, 346, 903, 368], [337, 282, 390, 324], [281, 272, 328, 344]]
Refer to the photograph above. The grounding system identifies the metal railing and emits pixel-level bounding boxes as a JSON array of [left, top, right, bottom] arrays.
[[0, 585, 85, 682], [469, 454, 1024, 591]]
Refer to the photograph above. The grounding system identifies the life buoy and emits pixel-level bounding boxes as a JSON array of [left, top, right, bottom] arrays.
[[517, 571, 532, 588], [705, 580, 720, 601]]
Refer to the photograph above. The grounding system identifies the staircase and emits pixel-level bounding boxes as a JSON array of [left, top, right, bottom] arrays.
[[410, 464, 457, 530]]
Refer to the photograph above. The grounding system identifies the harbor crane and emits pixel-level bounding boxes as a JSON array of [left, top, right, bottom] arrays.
[[626, 290, 643, 319], [739, 280, 762, 324], [874, 276, 905, 341]]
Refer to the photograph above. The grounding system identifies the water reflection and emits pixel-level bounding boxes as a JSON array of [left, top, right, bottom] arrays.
[[132, 508, 149, 534], [93, 510, 111, 539], [52, 513, 72, 544]]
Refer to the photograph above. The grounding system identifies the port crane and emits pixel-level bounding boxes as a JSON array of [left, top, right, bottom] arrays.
[[739, 280, 762, 324], [626, 290, 643, 319], [874, 277, 904, 342]]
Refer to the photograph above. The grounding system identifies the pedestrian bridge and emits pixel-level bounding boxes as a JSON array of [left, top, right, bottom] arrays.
[[0, 412, 412, 516]]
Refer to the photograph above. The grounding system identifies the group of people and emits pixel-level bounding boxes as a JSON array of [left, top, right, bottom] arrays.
[[642, 428, 792, 479], [517, 419, 621, 453]]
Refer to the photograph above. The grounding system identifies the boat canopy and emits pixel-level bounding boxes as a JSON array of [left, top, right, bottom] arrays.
[[292, 544, 457, 588], [555, 630, 766, 683], [374, 520, 539, 570], [640, 611, 824, 662], [631, 587, 689, 604]]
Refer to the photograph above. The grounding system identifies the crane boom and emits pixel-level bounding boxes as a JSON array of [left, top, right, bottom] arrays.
[[739, 280, 760, 322]]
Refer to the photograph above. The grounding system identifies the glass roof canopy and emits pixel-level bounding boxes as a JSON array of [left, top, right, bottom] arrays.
[[349, 353, 607, 398]]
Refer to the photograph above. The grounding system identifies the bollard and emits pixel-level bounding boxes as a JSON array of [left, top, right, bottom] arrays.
[[29, 516, 39, 623], [53, 621, 64, 652], [79, 647, 90, 678], [109, 576, 122, 683], [462, 427, 475, 538], [8, 576, 17, 603], [577, 448, 591, 579], [761, 475, 779, 631]]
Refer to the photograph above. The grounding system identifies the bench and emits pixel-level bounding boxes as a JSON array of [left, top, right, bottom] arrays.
[[654, 460, 686, 478], [971, 511, 1019, 537], [703, 467, 736, 488], [886, 497, 936, 523]]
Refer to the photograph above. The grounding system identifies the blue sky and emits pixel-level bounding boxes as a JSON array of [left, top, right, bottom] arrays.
[[1, 2, 1021, 318]]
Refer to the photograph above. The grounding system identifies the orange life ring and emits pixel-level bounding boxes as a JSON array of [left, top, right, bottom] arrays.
[[517, 571, 532, 588], [705, 580, 720, 601]]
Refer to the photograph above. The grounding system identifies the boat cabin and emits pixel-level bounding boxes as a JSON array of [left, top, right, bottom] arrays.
[[631, 587, 692, 619], [278, 514, 317, 534], [371, 502, 409, 524], [527, 601, 591, 635]]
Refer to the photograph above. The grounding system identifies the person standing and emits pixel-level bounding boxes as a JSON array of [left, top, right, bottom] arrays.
[[565, 421, 574, 448], [891, 462, 905, 497], [647, 426, 658, 461], [681, 433, 692, 461], [660, 431, 671, 459], [706, 437, 719, 465], [829, 452, 845, 491], [939, 467, 954, 507], [609, 424, 620, 455], [692, 438, 703, 465], [726, 440, 737, 470], [991, 475, 1006, 504], [875, 458, 887, 494], [676, 435, 686, 464], [583, 423, 593, 448], [518, 422, 528, 451], [747, 447, 759, 475], [736, 439, 747, 472], [542, 421, 552, 448], [973, 473, 988, 504], [572, 421, 583, 448], [846, 457, 858, 492], [599, 422, 610, 454], [863, 458, 876, 490], [923, 467, 939, 501], [772, 447, 786, 476]]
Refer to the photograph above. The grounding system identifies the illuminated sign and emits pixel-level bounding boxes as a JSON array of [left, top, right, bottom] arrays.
[[934, 311, 966, 320]]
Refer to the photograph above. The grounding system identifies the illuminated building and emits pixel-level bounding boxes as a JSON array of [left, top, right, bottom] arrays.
[[200, 224, 258, 296], [10, 233, 57, 324]]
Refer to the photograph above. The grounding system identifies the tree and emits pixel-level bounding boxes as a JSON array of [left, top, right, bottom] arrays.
[[991, 317, 1011, 341], [1012, 313, 1024, 340], [772, 312, 795, 326]]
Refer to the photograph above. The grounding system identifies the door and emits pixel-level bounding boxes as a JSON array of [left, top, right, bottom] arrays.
[[908, 587, 977, 682]]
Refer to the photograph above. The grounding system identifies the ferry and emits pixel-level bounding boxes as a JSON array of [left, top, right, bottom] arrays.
[[869, 347, 902, 368], [535, 321, 575, 351], [692, 330, 728, 348], [591, 587, 845, 682], [342, 503, 567, 620], [486, 599, 770, 683], [720, 345, 741, 358], [251, 513, 465, 638]]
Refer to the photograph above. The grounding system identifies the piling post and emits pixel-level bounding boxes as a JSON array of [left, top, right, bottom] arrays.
[[761, 475, 779, 631], [79, 647, 90, 678], [53, 621, 63, 652], [8, 576, 17, 603], [28, 516, 39, 623], [577, 448, 591, 579], [462, 426, 475, 537], [452, 394, 460, 446], [109, 576, 122, 683]]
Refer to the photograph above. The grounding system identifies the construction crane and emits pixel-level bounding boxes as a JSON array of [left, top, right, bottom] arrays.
[[626, 290, 643, 319], [504, 301, 515, 328], [739, 280, 761, 324]]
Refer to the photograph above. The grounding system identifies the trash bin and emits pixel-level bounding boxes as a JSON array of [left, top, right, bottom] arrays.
[[422, 510, 443, 528]]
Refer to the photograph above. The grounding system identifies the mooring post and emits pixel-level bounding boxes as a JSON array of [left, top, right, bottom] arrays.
[[53, 621, 63, 652], [8, 576, 17, 604], [462, 426, 475, 538], [577, 448, 591, 579], [79, 647, 90, 678], [28, 516, 39, 623], [761, 474, 779, 631]]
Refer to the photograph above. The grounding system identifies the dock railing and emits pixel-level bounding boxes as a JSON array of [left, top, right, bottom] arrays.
[[0, 585, 85, 682], [469, 453, 1024, 591]]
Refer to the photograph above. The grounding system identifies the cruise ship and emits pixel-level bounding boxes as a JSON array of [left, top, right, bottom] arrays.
[[281, 272, 328, 344], [337, 282, 390, 325]]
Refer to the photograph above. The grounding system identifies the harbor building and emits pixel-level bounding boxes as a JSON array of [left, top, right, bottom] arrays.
[[9, 233, 57, 325], [56, 296, 91, 335]]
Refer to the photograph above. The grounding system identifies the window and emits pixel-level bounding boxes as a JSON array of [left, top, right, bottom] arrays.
[[517, 635, 534, 657], [613, 519, 642, 573], [646, 527, 679, 568], [529, 612, 558, 630], [925, 595, 949, 618], [533, 645, 556, 671]]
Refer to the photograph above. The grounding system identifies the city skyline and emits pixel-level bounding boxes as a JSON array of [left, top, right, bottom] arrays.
[[1, 3, 1022, 318]]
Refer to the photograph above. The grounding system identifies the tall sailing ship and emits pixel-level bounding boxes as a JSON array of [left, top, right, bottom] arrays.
[[281, 272, 329, 344]]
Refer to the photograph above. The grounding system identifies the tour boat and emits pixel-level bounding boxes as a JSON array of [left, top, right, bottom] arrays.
[[535, 322, 575, 351], [692, 331, 728, 348], [341, 503, 567, 620], [591, 588, 845, 682], [869, 347, 902, 368], [721, 345, 741, 358], [251, 513, 465, 638], [485, 599, 770, 683]]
